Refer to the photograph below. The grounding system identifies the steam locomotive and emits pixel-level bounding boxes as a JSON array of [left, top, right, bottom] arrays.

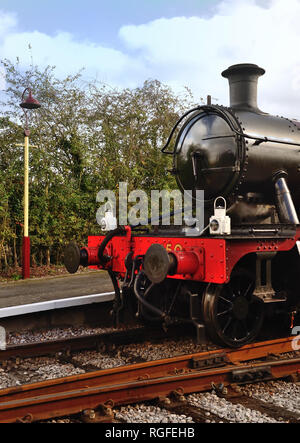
[[64, 64, 300, 348]]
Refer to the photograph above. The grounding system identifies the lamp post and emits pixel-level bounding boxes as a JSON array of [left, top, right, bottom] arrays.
[[19, 88, 41, 279]]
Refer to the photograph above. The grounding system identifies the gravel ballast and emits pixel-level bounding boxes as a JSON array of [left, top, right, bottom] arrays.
[[241, 380, 300, 414], [115, 404, 194, 423], [187, 392, 280, 423], [1, 327, 299, 423]]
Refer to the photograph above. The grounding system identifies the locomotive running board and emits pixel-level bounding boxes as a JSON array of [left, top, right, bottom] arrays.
[[227, 224, 297, 239]]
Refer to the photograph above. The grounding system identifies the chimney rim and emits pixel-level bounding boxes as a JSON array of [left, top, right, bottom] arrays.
[[222, 63, 265, 79]]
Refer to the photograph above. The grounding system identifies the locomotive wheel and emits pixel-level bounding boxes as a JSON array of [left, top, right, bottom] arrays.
[[202, 268, 264, 348]]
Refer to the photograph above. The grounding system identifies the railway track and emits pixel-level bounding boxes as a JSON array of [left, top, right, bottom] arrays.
[[0, 324, 209, 362], [0, 336, 298, 423], [0, 327, 149, 361]]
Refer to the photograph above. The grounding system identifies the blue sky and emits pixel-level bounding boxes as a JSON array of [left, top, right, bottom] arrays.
[[1, 0, 300, 118], [0, 0, 221, 48]]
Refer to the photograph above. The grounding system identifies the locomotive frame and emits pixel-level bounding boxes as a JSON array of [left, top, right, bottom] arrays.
[[75, 223, 299, 347], [64, 64, 300, 348]]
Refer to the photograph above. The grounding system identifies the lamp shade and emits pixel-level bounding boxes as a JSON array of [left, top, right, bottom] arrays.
[[20, 89, 41, 110]]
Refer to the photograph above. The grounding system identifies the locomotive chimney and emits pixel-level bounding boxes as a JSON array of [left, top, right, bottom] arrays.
[[221, 63, 265, 111]]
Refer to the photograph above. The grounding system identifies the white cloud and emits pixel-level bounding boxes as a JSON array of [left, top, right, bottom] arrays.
[[1, 30, 147, 86], [119, 0, 300, 118], [1, 1, 300, 117], [0, 10, 16, 37]]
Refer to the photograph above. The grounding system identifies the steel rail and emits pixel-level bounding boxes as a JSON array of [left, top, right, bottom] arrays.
[[0, 325, 200, 361], [0, 332, 295, 363], [0, 327, 150, 361], [0, 337, 298, 422]]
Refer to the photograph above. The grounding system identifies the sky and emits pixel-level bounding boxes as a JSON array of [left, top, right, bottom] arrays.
[[1, 0, 300, 118]]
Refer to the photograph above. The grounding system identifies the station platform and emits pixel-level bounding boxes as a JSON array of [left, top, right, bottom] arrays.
[[0, 271, 114, 318]]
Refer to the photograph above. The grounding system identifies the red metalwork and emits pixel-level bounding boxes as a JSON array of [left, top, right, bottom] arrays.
[[81, 246, 100, 267], [22, 236, 30, 279], [87, 226, 300, 285], [170, 250, 203, 279]]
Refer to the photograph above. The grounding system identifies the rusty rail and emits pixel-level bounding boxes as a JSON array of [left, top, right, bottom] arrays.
[[0, 336, 299, 423], [0, 327, 159, 361]]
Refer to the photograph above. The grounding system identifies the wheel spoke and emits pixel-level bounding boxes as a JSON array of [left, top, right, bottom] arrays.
[[222, 316, 233, 334], [203, 269, 264, 347], [219, 295, 233, 306], [243, 282, 253, 299], [217, 307, 233, 317]]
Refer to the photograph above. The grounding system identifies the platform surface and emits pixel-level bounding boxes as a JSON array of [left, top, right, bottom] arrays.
[[0, 271, 113, 308]]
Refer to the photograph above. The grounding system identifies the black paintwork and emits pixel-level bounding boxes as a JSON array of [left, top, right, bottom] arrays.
[[174, 64, 300, 224]]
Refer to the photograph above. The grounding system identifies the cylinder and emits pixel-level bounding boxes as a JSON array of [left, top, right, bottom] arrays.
[[81, 246, 101, 266], [169, 251, 199, 275]]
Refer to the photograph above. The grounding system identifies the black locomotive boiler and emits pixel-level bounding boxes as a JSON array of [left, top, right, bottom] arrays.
[[65, 64, 300, 348]]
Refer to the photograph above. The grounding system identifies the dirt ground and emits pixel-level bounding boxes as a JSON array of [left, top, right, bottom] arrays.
[[0, 265, 92, 283]]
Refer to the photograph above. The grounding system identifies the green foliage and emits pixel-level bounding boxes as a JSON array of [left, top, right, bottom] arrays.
[[0, 59, 194, 270]]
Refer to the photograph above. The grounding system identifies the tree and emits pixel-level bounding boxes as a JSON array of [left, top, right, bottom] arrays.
[[0, 58, 194, 271]]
